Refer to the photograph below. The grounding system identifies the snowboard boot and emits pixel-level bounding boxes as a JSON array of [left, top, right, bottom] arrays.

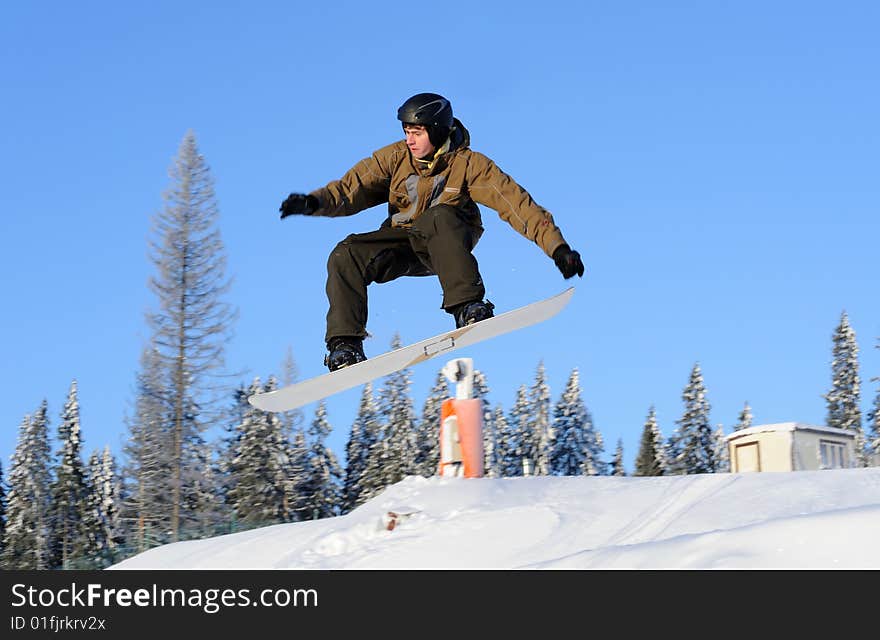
[[451, 299, 495, 329], [324, 336, 367, 372]]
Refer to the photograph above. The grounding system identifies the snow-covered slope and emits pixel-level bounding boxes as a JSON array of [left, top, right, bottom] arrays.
[[112, 468, 880, 570]]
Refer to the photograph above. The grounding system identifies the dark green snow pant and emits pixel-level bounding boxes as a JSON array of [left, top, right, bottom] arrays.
[[325, 204, 485, 343]]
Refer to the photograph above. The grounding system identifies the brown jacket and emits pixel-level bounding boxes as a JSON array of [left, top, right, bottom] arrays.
[[309, 119, 568, 258]]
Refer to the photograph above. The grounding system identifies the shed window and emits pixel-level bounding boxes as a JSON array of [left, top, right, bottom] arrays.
[[819, 440, 847, 469]]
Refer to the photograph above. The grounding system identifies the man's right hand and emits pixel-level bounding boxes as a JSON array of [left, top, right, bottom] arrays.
[[279, 193, 319, 219], [552, 244, 585, 279]]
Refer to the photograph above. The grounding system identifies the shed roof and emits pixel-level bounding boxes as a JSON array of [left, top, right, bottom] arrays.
[[726, 422, 855, 442]]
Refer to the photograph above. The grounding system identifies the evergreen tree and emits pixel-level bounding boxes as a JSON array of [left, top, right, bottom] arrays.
[[48, 380, 91, 569], [488, 406, 509, 477], [3, 403, 52, 569], [226, 378, 293, 528], [358, 432, 392, 504], [868, 339, 880, 465], [147, 130, 237, 540], [301, 402, 343, 519], [549, 369, 605, 476], [667, 363, 716, 474], [414, 371, 448, 478], [472, 371, 498, 478], [525, 361, 552, 476], [86, 447, 123, 566], [280, 346, 305, 437], [610, 439, 626, 476], [634, 406, 666, 476], [734, 402, 754, 431], [77, 450, 110, 568], [502, 385, 530, 476], [0, 460, 6, 560], [122, 345, 173, 552], [713, 424, 730, 472], [376, 333, 418, 484], [342, 383, 380, 512], [824, 311, 867, 465], [286, 427, 311, 522]]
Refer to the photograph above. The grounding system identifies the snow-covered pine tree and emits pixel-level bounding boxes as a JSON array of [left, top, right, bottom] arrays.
[[183, 438, 222, 539], [226, 378, 293, 529], [503, 385, 530, 476], [713, 424, 730, 472], [280, 346, 305, 438], [472, 370, 498, 478], [489, 406, 508, 478], [85, 447, 124, 567], [286, 427, 310, 522], [376, 333, 418, 484], [610, 439, 626, 476], [77, 450, 111, 568], [0, 460, 6, 560], [122, 345, 173, 552], [734, 402, 754, 431], [525, 361, 552, 476], [549, 369, 606, 476], [301, 402, 343, 519], [147, 131, 237, 541], [3, 403, 52, 569], [48, 380, 91, 569], [824, 311, 867, 466], [667, 363, 716, 474], [869, 339, 880, 465], [342, 382, 380, 513], [634, 406, 666, 476], [414, 370, 448, 478], [358, 438, 391, 504]]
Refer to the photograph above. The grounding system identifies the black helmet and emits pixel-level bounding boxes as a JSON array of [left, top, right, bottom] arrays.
[[397, 93, 453, 147]]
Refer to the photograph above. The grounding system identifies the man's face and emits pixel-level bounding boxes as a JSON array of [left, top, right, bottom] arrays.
[[403, 124, 435, 159]]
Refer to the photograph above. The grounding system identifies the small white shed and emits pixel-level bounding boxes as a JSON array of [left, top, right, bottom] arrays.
[[726, 422, 856, 473]]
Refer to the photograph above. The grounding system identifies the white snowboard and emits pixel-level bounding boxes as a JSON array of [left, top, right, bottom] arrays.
[[248, 287, 575, 413]]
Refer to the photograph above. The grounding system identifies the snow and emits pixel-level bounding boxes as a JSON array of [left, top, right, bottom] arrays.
[[111, 468, 880, 570], [727, 422, 856, 439]]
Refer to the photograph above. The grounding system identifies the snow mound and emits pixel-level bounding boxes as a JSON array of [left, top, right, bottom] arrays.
[[111, 468, 880, 569]]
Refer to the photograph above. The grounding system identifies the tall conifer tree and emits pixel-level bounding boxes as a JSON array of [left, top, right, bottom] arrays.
[[549, 369, 605, 476], [122, 345, 173, 551], [343, 383, 380, 512], [49, 381, 90, 569], [634, 407, 665, 476], [734, 402, 754, 431], [868, 338, 880, 465], [525, 361, 552, 476], [3, 404, 52, 569], [301, 402, 342, 519], [503, 385, 530, 476], [713, 425, 730, 472], [147, 131, 237, 540], [472, 371, 498, 478], [227, 378, 293, 528], [610, 439, 626, 476], [377, 334, 417, 484], [415, 371, 448, 478], [0, 460, 6, 560], [668, 363, 716, 474], [824, 312, 866, 465]]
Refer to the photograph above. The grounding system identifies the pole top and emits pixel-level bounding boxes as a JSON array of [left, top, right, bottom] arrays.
[[442, 358, 474, 399]]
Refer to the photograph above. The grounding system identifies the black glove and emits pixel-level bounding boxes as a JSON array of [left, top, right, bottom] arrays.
[[279, 193, 319, 219], [552, 244, 585, 279]]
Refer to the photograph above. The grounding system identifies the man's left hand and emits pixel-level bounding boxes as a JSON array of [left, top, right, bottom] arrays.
[[279, 193, 319, 219]]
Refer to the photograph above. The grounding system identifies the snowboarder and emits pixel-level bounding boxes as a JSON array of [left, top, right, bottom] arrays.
[[279, 92, 584, 372]]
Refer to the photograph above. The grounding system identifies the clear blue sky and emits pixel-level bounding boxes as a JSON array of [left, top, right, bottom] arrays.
[[2, 1, 878, 472]]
